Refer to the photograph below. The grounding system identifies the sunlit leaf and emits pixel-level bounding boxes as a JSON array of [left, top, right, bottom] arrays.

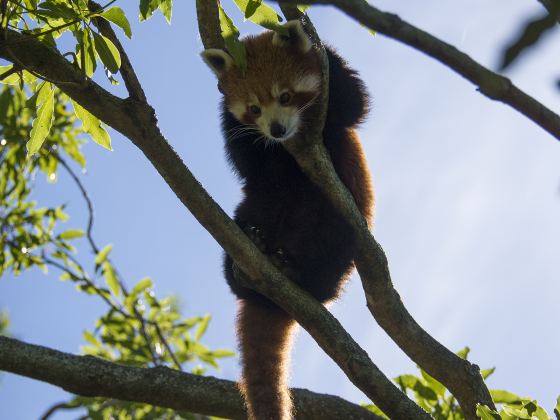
[[72, 100, 112, 150], [160, 0, 172, 23], [490, 389, 524, 404], [79, 28, 97, 77], [211, 349, 235, 358], [91, 31, 121, 74], [217, 4, 246, 73], [130, 277, 152, 296], [83, 330, 101, 347], [481, 367, 496, 379], [58, 229, 85, 239], [195, 314, 210, 341], [476, 404, 501, 420], [100, 7, 132, 39], [95, 244, 112, 268], [103, 261, 121, 297], [420, 369, 446, 397], [232, 0, 283, 31], [456, 346, 470, 360], [27, 86, 54, 156]]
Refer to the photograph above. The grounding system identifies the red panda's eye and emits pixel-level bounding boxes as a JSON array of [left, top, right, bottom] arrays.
[[249, 105, 261, 115], [279, 92, 291, 105]]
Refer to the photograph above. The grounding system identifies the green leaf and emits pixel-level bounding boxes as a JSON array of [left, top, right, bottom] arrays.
[[72, 100, 112, 150], [95, 244, 112, 267], [139, 0, 172, 23], [554, 396, 560, 420], [490, 390, 524, 404], [362, 404, 389, 419], [476, 404, 501, 420], [103, 261, 121, 297], [233, 0, 282, 30], [394, 374, 418, 391], [27, 86, 54, 156], [160, 0, 172, 23], [217, 3, 246, 73], [480, 367, 496, 379], [297, 4, 310, 13], [195, 314, 210, 341], [38, 1, 81, 21], [100, 7, 132, 39], [130, 277, 152, 296], [83, 330, 101, 347], [456, 346, 470, 360], [58, 229, 85, 239], [0, 65, 20, 85], [211, 349, 236, 358], [502, 404, 531, 419], [139, 0, 155, 20], [420, 369, 446, 397], [91, 31, 121, 74], [79, 28, 97, 77]]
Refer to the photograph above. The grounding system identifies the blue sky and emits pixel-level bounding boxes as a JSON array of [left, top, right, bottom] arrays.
[[1, 1, 560, 418]]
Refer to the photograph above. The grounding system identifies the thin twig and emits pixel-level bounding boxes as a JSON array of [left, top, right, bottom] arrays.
[[39, 401, 82, 420], [52, 150, 99, 254], [88, 0, 147, 102]]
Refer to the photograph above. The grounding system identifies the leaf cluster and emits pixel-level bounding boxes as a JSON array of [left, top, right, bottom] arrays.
[[363, 347, 560, 420], [0, 0, 177, 157], [0, 9, 236, 413]]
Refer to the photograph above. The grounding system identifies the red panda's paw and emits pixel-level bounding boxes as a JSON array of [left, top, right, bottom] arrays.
[[243, 225, 268, 254], [270, 248, 299, 282]]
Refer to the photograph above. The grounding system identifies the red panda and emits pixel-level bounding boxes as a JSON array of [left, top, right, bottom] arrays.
[[202, 20, 374, 420]]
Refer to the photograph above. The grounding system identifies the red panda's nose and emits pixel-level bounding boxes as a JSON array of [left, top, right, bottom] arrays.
[[270, 121, 286, 138]]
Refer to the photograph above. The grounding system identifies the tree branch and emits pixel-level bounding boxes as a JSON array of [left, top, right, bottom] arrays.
[[0, 22, 427, 420], [0, 336, 381, 420], [275, 0, 560, 142], [267, 2, 501, 418]]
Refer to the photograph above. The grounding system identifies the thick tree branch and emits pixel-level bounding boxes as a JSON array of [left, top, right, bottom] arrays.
[[0, 336, 381, 420], [276, 0, 560, 142], [0, 22, 427, 420]]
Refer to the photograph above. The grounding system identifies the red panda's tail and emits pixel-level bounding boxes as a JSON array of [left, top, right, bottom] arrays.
[[237, 299, 297, 420]]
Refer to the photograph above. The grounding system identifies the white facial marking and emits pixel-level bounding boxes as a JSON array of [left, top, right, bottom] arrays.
[[294, 73, 321, 93], [256, 102, 301, 142], [228, 101, 246, 120], [271, 83, 281, 98]]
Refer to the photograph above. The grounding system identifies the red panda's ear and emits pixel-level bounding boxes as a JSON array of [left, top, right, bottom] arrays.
[[272, 20, 313, 54], [201, 49, 235, 77]]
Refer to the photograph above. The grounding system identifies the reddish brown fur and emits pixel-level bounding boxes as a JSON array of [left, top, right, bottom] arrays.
[[237, 301, 296, 420], [330, 128, 375, 228], [218, 32, 321, 124]]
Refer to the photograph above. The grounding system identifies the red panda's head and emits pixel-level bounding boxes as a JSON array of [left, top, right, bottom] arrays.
[[202, 20, 322, 142]]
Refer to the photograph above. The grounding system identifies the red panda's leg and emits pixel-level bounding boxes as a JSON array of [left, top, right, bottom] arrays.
[[237, 299, 297, 420]]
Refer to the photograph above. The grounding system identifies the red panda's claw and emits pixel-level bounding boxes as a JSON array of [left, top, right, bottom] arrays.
[[244, 225, 267, 253]]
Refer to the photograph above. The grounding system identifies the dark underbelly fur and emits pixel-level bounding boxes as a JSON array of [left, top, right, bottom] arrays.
[[224, 176, 356, 306]]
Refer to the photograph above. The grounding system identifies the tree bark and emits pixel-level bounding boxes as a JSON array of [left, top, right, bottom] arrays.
[[0, 336, 382, 420]]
